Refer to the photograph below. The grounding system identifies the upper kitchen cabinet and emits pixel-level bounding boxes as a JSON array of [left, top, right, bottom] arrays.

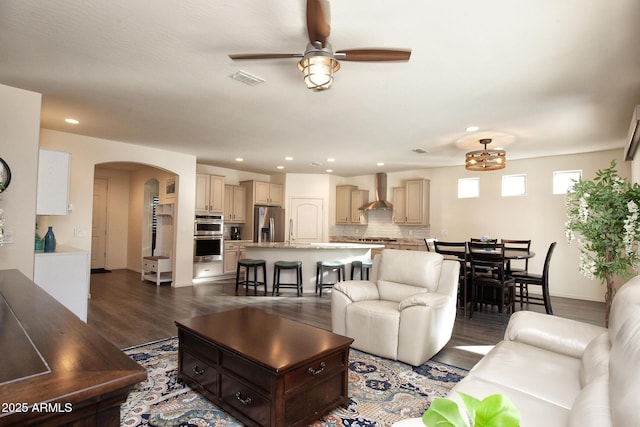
[[350, 189, 369, 224], [392, 187, 406, 225], [195, 174, 224, 215], [336, 185, 356, 224], [336, 185, 368, 224], [392, 179, 430, 225], [37, 149, 70, 215], [224, 185, 246, 223], [243, 180, 283, 206]]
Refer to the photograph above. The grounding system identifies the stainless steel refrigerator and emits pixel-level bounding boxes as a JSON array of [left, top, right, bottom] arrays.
[[254, 206, 285, 242]]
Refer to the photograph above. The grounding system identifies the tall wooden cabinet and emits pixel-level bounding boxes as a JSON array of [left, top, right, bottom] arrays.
[[392, 179, 430, 225], [224, 185, 246, 223], [195, 174, 224, 215]]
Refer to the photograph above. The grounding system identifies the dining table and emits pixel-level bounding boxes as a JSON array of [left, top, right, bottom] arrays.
[[434, 243, 536, 317]]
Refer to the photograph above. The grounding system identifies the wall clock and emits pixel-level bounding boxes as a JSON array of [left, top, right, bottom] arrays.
[[0, 157, 11, 192]]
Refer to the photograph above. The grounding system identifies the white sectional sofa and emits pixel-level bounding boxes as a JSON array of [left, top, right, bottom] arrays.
[[397, 274, 640, 427]]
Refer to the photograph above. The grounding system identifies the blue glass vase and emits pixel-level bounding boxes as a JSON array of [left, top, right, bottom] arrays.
[[44, 226, 56, 252]]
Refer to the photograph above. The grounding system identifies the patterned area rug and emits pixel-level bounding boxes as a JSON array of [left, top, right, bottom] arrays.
[[121, 337, 467, 427]]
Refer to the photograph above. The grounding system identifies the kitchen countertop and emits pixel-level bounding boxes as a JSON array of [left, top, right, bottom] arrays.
[[330, 237, 427, 246], [245, 242, 385, 249]]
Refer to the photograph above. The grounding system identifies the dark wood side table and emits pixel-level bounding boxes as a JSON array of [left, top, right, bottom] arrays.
[[0, 269, 147, 427], [175, 307, 354, 427]]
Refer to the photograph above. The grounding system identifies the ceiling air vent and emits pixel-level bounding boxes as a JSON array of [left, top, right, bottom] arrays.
[[411, 148, 429, 154], [230, 70, 265, 86]]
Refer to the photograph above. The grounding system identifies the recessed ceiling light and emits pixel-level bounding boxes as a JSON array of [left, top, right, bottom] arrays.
[[466, 126, 480, 132], [326, 169, 333, 173], [65, 118, 79, 124], [277, 165, 284, 169], [285, 156, 293, 161], [327, 158, 336, 162], [377, 162, 385, 166], [235, 158, 244, 162]]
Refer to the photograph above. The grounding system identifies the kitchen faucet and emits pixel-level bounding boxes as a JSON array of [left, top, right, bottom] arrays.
[[288, 218, 294, 244]]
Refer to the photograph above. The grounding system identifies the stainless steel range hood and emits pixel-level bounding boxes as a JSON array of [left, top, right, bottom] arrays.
[[363, 173, 393, 210]]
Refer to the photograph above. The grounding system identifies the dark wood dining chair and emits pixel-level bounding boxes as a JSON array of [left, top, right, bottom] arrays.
[[501, 239, 531, 275], [511, 242, 556, 315], [467, 241, 515, 322], [434, 241, 469, 316]]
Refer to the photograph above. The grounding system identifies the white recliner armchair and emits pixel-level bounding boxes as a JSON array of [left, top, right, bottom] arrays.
[[331, 249, 460, 366]]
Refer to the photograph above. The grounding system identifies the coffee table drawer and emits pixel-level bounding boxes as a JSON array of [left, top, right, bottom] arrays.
[[180, 332, 219, 366], [284, 351, 345, 391], [223, 352, 272, 392], [220, 374, 271, 427], [181, 351, 218, 395]]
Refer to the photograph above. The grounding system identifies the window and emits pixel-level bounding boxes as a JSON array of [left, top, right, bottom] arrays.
[[502, 174, 526, 197], [458, 177, 479, 198], [553, 170, 582, 194]]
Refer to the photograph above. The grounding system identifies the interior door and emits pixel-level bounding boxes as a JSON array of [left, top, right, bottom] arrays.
[[91, 178, 108, 269], [290, 198, 323, 242]]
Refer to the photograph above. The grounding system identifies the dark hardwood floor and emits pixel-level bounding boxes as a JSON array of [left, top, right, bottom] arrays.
[[88, 269, 606, 370]]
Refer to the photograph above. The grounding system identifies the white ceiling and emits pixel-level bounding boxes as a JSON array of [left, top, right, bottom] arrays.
[[1, 0, 639, 176]]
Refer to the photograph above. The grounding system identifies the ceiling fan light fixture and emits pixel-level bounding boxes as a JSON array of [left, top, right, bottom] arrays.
[[465, 138, 507, 171], [298, 51, 340, 90]]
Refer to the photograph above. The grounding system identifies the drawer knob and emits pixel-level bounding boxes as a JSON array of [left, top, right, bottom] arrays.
[[308, 362, 326, 376], [192, 365, 206, 375], [235, 392, 252, 406]]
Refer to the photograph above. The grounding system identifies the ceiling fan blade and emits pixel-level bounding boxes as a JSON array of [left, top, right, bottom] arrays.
[[307, 0, 330, 47], [228, 53, 303, 60], [336, 49, 412, 62]]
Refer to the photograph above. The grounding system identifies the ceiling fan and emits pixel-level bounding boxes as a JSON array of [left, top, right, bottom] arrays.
[[228, 0, 412, 90]]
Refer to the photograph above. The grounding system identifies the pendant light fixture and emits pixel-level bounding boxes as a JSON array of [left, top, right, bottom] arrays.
[[297, 42, 341, 90], [465, 138, 506, 171]]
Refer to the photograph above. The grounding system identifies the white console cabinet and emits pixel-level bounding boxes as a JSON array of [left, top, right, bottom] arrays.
[[34, 247, 90, 321], [142, 256, 172, 286]]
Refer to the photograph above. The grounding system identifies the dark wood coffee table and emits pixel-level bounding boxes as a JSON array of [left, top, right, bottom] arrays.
[[175, 307, 354, 427]]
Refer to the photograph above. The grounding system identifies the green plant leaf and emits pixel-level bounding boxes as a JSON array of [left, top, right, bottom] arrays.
[[473, 394, 520, 427], [422, 397, 468, 427], [458, 391, 481, 423]]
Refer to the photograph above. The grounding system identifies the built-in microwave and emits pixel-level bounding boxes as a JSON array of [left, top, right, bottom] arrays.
[[194, 215, 223, 236]]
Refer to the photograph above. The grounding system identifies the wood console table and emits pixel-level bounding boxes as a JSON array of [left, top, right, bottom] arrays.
[[0, 269, 146, 426]]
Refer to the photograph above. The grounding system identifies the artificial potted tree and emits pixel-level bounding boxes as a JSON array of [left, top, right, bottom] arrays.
[[565, 160, 640, 325]]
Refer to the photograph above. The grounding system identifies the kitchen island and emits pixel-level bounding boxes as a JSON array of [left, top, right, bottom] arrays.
[[244, 242, 384, 294]]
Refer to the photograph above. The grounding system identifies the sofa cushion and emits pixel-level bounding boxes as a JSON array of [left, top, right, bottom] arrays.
[[468, 340, 582, 409], [377, 250, 443, 292], [346, 300, 400, 360], [579, 332, 610, 388], [567, 375, 612, 427], [378, 279, 427, 303]]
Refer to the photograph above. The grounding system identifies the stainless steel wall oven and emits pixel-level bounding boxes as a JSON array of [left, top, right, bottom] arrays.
[[194, 215, 223, 262]]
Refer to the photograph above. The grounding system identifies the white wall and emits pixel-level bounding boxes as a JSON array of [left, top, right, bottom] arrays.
[[336, 149, 626, 302], [0, 84, 41, 277], [39, 130, 196, 287]]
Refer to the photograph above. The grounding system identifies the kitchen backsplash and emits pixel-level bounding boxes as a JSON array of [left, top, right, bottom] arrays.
[[330, 210, 431, 240]]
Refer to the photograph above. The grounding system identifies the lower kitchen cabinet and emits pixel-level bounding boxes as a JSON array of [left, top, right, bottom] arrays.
[[223, 241, 248, 274]]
